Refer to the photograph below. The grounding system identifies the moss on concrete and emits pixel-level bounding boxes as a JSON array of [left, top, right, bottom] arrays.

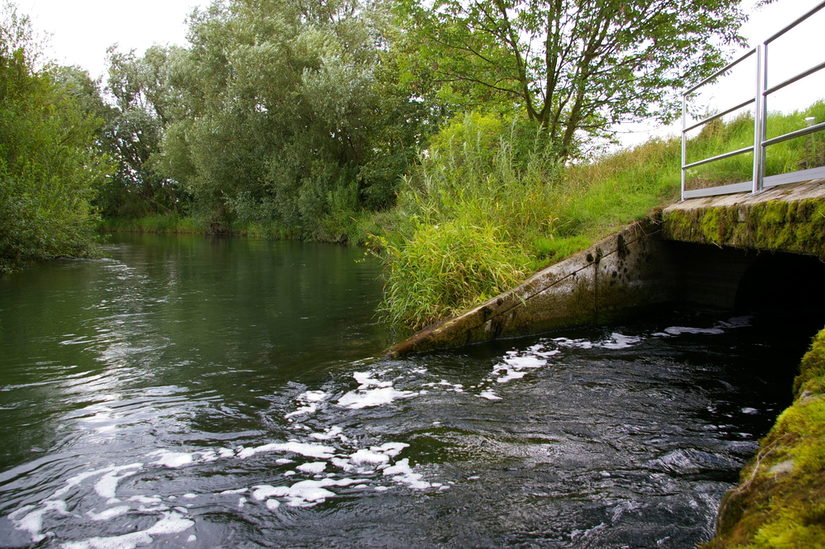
[[704, 327, 825, 548], [663, 198, 825, 260]]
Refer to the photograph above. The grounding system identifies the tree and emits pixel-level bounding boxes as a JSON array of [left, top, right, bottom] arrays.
[[97, 46, 188, 217], [396, 0, 748, 158], [153, 0, 424, 235], [0, 2, 112, 271]]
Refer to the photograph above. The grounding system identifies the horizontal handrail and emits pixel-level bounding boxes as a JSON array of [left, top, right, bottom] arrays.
[[683, 98, 755, 133], [764, 59, 825, 96], [765, 0, 825, 44], [684, 48, 756, 96], [762, 120, 825, 147], [680, 0, 825, 201], [683, 146, 753, 170]]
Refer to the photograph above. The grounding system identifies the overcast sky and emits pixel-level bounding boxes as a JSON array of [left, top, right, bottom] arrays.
[[13, 0, 825, 144]]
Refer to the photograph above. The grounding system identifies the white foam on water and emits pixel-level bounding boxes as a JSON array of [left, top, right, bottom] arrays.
[[553, 337, 593, 349], [423, 380, 464, 392], [11, 500, 67, 543], [218, 488, 247, 495], [94, 463, 143, 501], [659, 326, 725, 336], [62, 511, 194, 549], [478, 390, 502, 400], [350, 449, 390, 467], [149, 450, 194, 469], [252, 476, 363, 508], [382, 458, 431, 490], [352, 371, 390, 388], [217, 447, 235, 458], [597, 333, 642, 349], [285, 390, 329, 419], [372, 442, 409, 458], [309, 425, 345, 441], [87, 506, 130, 521], [282, 480, 336, 507], [495, 369, 528, 383], [504, 355, 546, 369], [487, 351, 553, 384], [330, 457, 354, 472], [276, 441, 336, 459], [252, 485, 289, 500], [129, 495, 163, 504], [237, 441, 335, 460], [337, 386, 417, 409], [187, 535, 197, 543], [303, 390, 329, 402], [297, 462, 327, 474], [48, 467, 111, 501], [526, 344, 561, 358]]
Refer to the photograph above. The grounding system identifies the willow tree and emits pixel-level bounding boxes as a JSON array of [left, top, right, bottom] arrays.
[[396, 0, 748, 158], [151, 0, 425, 235]]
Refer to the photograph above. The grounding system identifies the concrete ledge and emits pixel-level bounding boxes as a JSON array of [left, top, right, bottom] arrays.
[[663, 179, 825, 260], [389, 218, 670, 355]]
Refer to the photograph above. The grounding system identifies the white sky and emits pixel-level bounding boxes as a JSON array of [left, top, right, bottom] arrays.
[[13, 0, 825, 145], [17, 0, 212, 79]]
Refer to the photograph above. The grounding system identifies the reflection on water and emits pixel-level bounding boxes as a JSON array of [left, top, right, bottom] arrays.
[[0, 234, 813, 548]]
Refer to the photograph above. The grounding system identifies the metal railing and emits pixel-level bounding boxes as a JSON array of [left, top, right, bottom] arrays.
[[681, 0, 825, 200]]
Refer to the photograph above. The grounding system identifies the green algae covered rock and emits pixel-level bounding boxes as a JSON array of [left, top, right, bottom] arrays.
[[705, 328, 825, 548]]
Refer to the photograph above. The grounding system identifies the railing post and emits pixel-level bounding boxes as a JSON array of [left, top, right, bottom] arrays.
[[681, 94, 687, 201], [753, 44, 766, 193]]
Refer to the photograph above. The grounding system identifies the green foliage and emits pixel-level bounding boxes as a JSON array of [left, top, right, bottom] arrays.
[[145, 0, 425, 237], [99, 214, 203, 234], [0, 4, 113, 272], [376, 111, 681, 326], [394, 0, 748, 158], [94, 46, 190, 218], [378, 217, 530, 327]]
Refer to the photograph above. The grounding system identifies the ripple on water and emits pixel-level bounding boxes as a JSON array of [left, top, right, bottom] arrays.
[[0, 249, 799, 549]]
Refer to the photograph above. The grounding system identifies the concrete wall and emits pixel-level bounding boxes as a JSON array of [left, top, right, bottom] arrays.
[[389, 218, 673, 355]]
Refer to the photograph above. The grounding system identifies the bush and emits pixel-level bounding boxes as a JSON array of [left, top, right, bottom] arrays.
[[377, 111, 681, 326], [378, 218, 529, 328], [0, 7, 112, 272]]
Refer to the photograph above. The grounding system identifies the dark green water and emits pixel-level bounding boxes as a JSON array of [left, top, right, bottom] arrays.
[[0, 235, 811, 548]]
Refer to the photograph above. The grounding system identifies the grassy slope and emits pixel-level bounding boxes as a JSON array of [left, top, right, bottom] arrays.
[[377, 102, 825, 329]]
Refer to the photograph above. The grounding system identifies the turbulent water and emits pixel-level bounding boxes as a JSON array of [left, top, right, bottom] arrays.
[[0, 235, 809, 548]]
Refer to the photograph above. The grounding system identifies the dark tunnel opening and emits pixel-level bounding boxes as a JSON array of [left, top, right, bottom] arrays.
[[734, 252, 825, 318]]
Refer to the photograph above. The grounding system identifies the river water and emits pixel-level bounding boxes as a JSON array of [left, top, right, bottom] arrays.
[[0, 235, 813, 548]]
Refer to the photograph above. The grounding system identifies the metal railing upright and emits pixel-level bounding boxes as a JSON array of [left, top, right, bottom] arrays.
[[681, 0, 825, 200]]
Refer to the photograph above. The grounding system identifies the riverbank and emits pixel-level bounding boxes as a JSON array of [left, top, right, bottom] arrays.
[[99, 214, 300, 240], [705, 326, 825, 547]]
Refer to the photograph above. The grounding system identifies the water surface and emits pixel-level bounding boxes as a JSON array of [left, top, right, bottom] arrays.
[[0, 235, 807, 548]]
